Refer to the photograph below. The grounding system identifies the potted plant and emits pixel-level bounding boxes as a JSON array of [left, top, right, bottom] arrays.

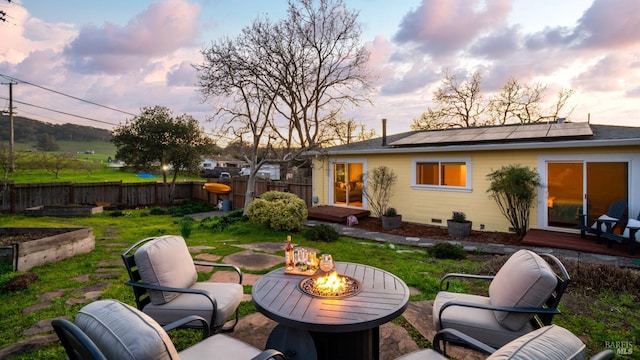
[[381, 207, 402, 230], [447, 211, 472, 238]]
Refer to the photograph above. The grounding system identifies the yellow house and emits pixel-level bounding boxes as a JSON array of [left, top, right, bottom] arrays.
[[309, 121, 640, 234]]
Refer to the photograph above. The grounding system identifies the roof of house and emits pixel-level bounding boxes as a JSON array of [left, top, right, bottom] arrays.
[[314, 122, 640, 155]]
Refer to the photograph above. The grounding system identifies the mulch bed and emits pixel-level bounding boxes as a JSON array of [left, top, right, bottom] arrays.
[[352, 217, 523, 245]]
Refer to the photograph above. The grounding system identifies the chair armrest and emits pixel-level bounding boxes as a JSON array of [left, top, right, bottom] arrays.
[[433, 328, 496, 356], [124, 280, 218, 319], [193, 261, 243, 284], [250, 349, 287, 360], [163, 315, 211, 339], [439, 273, 494, 290], [438, 300, 561, 330], [589, 350, 615, 360]]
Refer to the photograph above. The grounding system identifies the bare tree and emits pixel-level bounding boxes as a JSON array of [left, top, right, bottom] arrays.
[[326, 118, 376, 145], [433, 71, 485, 128], [410, 109, 448, 130], [196, 0, 373, 210], [542, 88, 576, 122], [488, 78, 545, 124], [415, 74, 576, 130]]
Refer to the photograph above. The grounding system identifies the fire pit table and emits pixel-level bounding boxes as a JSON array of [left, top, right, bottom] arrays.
[[252, 262, 410, 360]]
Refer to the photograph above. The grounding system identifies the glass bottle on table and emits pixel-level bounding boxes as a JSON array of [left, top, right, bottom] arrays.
[[284, 235, 294, 270]]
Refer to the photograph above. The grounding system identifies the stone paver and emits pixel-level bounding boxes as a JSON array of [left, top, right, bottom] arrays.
[[22, 301, 54, 315], [223, 250, 284, 271], [189, 245, 216, 253], [208, 271, 261, 286], [194, 253, 221, 262]]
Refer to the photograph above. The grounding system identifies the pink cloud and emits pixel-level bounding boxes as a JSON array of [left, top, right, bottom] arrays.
[[64, 0, 201, 74], [393, 0, 512, 56], [573, 54, 640, 92], [574, 0, 640, 49], [167, 61, 198, 87]]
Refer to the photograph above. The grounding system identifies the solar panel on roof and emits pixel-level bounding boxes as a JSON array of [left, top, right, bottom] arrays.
[[388, 122, 593, 146]]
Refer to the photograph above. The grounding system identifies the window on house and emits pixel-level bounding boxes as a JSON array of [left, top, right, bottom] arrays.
[[413, 159, 470, 189]]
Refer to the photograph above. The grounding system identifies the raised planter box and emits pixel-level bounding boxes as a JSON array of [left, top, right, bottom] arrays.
[[24, 205, 103, 217], [0, 227, 95, 271]]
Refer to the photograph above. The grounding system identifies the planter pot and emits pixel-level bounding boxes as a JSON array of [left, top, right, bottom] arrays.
[[382, 215, 402, 230], [447, 220, 472, 238]]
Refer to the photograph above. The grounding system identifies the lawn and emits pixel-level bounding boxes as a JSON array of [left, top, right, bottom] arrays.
[[0, 208, 638, 359], [4, 141, 203, 184]]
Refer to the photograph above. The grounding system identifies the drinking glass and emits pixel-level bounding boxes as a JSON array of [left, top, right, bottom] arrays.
[[319, 254, 334, 272], [297, 248, 308, 265]]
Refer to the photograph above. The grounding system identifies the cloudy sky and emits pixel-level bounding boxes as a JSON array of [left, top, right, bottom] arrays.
[[1, 0, 639, 137]]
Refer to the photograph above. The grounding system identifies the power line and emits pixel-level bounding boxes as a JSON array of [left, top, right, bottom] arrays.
[[0, 96, 120, 126], [0, 73, 137, 117]]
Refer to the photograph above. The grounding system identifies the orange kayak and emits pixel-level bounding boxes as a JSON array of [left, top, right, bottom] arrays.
[[203, 183, 232, 194]]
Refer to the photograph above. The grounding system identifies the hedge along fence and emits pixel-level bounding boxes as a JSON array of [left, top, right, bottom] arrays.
[[0, 177, 313, 213]]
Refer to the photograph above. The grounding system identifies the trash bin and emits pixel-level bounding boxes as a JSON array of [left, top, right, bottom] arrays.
[[222, 199, 231, 212]]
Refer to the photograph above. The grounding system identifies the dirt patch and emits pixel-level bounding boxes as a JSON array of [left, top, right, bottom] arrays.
[[0, 232, 68, 246], [352, 217, 523, 245]]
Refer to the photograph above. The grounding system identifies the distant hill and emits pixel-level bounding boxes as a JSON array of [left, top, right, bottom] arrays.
[[0, 115, 112, 142]]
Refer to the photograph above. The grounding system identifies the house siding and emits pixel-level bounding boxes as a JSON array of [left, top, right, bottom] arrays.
[[312, 143, 640, 234]]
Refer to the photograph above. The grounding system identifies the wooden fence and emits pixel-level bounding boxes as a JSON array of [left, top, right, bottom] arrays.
[[0, 177, 313, 214]]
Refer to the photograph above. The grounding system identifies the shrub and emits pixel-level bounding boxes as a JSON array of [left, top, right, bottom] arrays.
[[199, 210, 248, 232], [149, 206, 168, 215], [109, 210, 125, 217], [302, 224, 340, 242], [384, 207, 398, 217], [431, 242, 467, 260], [167, 200, 217, 217], [361, 166, 397, 218], [246, 191, 308, 231], [178, 217, 195, 238], [486, 165, 541, 236], [451, 211, 466, 222]]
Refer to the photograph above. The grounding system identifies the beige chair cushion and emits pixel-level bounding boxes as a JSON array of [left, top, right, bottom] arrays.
[[143, 282, 243, 327], [179, 333, 262, 359], [489, 250, 557, 331], [395, 349, 447, 360], [487, 325, 586, 360], [622, 218, 640, 242], [433, 292, 534, 348], [75, 299, 179, 360], [135, 235, 198, 304]]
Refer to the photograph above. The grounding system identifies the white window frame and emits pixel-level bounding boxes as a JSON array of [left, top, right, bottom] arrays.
[[411, 157, 472, 192]]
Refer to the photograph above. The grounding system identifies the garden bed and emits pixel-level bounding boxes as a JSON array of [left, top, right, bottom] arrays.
[[24, 205, 104, 217], [0, 227, 95, 271]]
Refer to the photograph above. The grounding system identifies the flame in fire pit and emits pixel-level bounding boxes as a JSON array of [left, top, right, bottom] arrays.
[[299, 271, 361, 298], [315, 271, 346, 293]]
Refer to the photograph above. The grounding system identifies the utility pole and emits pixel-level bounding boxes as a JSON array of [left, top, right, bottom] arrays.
[[6, 82, 16, 172], [1, 81, 16, 172]]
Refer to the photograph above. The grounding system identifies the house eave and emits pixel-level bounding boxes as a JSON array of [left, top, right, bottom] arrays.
[[310, 138, 640, 156]]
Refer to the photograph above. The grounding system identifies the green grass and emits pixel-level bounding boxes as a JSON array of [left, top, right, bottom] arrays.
[[0, 210, 637, 359], [4, 141, 202, 183]]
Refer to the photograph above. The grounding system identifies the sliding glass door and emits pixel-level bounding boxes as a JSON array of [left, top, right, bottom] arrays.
[[546, 161, 628, 229], [332, 162, 364, 207]]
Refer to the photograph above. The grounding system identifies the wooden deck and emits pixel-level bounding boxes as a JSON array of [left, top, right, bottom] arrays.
[[522, 229, 639, 259], [307, 206, 370, 224]]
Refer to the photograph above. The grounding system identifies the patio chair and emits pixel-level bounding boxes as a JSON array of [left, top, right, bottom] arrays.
[[53, 299, 286, 360], [576, 199, 627, 242], [432, 249, 570, 349], [52, 319, 106, 360], [121, 235, 243, 334], [396, 325, 615, 360], [602, 211, 640, 255]]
